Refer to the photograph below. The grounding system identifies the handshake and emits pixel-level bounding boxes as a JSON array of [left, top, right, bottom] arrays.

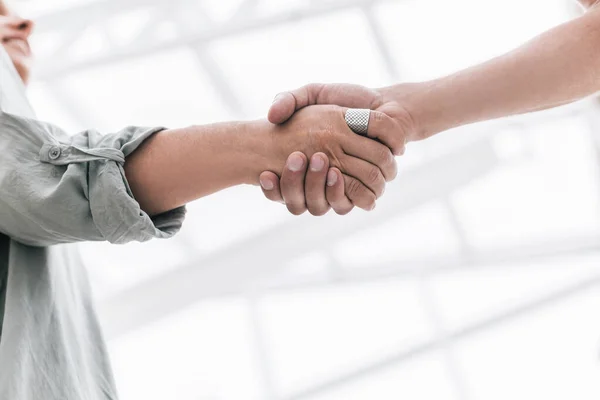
[[257, 82, 422, 216]]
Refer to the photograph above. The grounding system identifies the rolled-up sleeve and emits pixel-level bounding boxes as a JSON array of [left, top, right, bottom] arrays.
[[0, 110, 186, 247]]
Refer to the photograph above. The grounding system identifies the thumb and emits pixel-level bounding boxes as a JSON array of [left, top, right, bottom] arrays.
[[267, 83, 326, 124], [268, 92, 297, 124], [267, 83, 380, 125]]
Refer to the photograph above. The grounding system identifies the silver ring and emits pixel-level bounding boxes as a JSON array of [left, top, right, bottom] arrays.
[[345, 108, 370, 135]]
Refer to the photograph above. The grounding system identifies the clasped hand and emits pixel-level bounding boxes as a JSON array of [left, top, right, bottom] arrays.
[[259, 83, 416, 216]]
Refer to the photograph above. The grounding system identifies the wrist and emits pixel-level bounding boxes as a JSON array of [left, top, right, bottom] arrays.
[[237, 119, 287, 185], [378, 81, 447, 142]]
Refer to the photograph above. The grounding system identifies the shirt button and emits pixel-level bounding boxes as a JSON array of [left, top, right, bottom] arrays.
[[48, 146, 61, 160]]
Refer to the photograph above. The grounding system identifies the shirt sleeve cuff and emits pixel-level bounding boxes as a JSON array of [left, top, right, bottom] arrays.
[[87, 126, 187, 244]]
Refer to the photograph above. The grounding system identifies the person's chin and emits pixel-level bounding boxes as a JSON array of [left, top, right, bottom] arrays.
[[10, 56, 31, 85]]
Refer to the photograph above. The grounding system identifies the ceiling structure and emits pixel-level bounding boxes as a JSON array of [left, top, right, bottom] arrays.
[[10, 0, 600, 399]]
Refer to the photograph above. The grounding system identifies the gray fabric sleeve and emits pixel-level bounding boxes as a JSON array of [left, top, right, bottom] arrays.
[[0, 110, 186, 247]]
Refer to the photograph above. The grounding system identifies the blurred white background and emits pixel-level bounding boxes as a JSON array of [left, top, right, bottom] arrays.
[[11, 0, 600, 398]]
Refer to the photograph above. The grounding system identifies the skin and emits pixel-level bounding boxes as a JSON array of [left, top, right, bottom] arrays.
[[260, 88, 407, 216], [0, 1, 398, 217], [263, 0, 600, 214], [579, 0, 600, 9], [0, 2, 33, 83], [124, 106, 397, 215]]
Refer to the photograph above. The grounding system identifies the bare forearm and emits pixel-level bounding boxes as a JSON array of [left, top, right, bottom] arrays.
[[124, 120, 283, 216], [391, 7, 600, 139]]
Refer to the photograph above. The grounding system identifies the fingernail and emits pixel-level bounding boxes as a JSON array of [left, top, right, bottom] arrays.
[[288, 154, 304, 172], [260, 177, 274, 190], [310, 154, 325, 172], [327, 170, 338, 186], [369, 202, 377, 211]]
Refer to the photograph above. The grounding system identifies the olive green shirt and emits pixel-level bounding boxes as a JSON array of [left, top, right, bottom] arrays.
[[0, 47, 186, 399]]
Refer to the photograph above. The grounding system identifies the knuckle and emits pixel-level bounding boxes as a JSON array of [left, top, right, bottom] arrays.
[[306, 83, 325, 103], [372, 110, 386, 124], [376, 145, 393, 166], [345, 177, 364, 197], [367, 165, 383, 186], [345, 178, 376, 209], [370, 90, 384, 110], [369, 111, 391, 140], [307, 82, 323, 92]]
